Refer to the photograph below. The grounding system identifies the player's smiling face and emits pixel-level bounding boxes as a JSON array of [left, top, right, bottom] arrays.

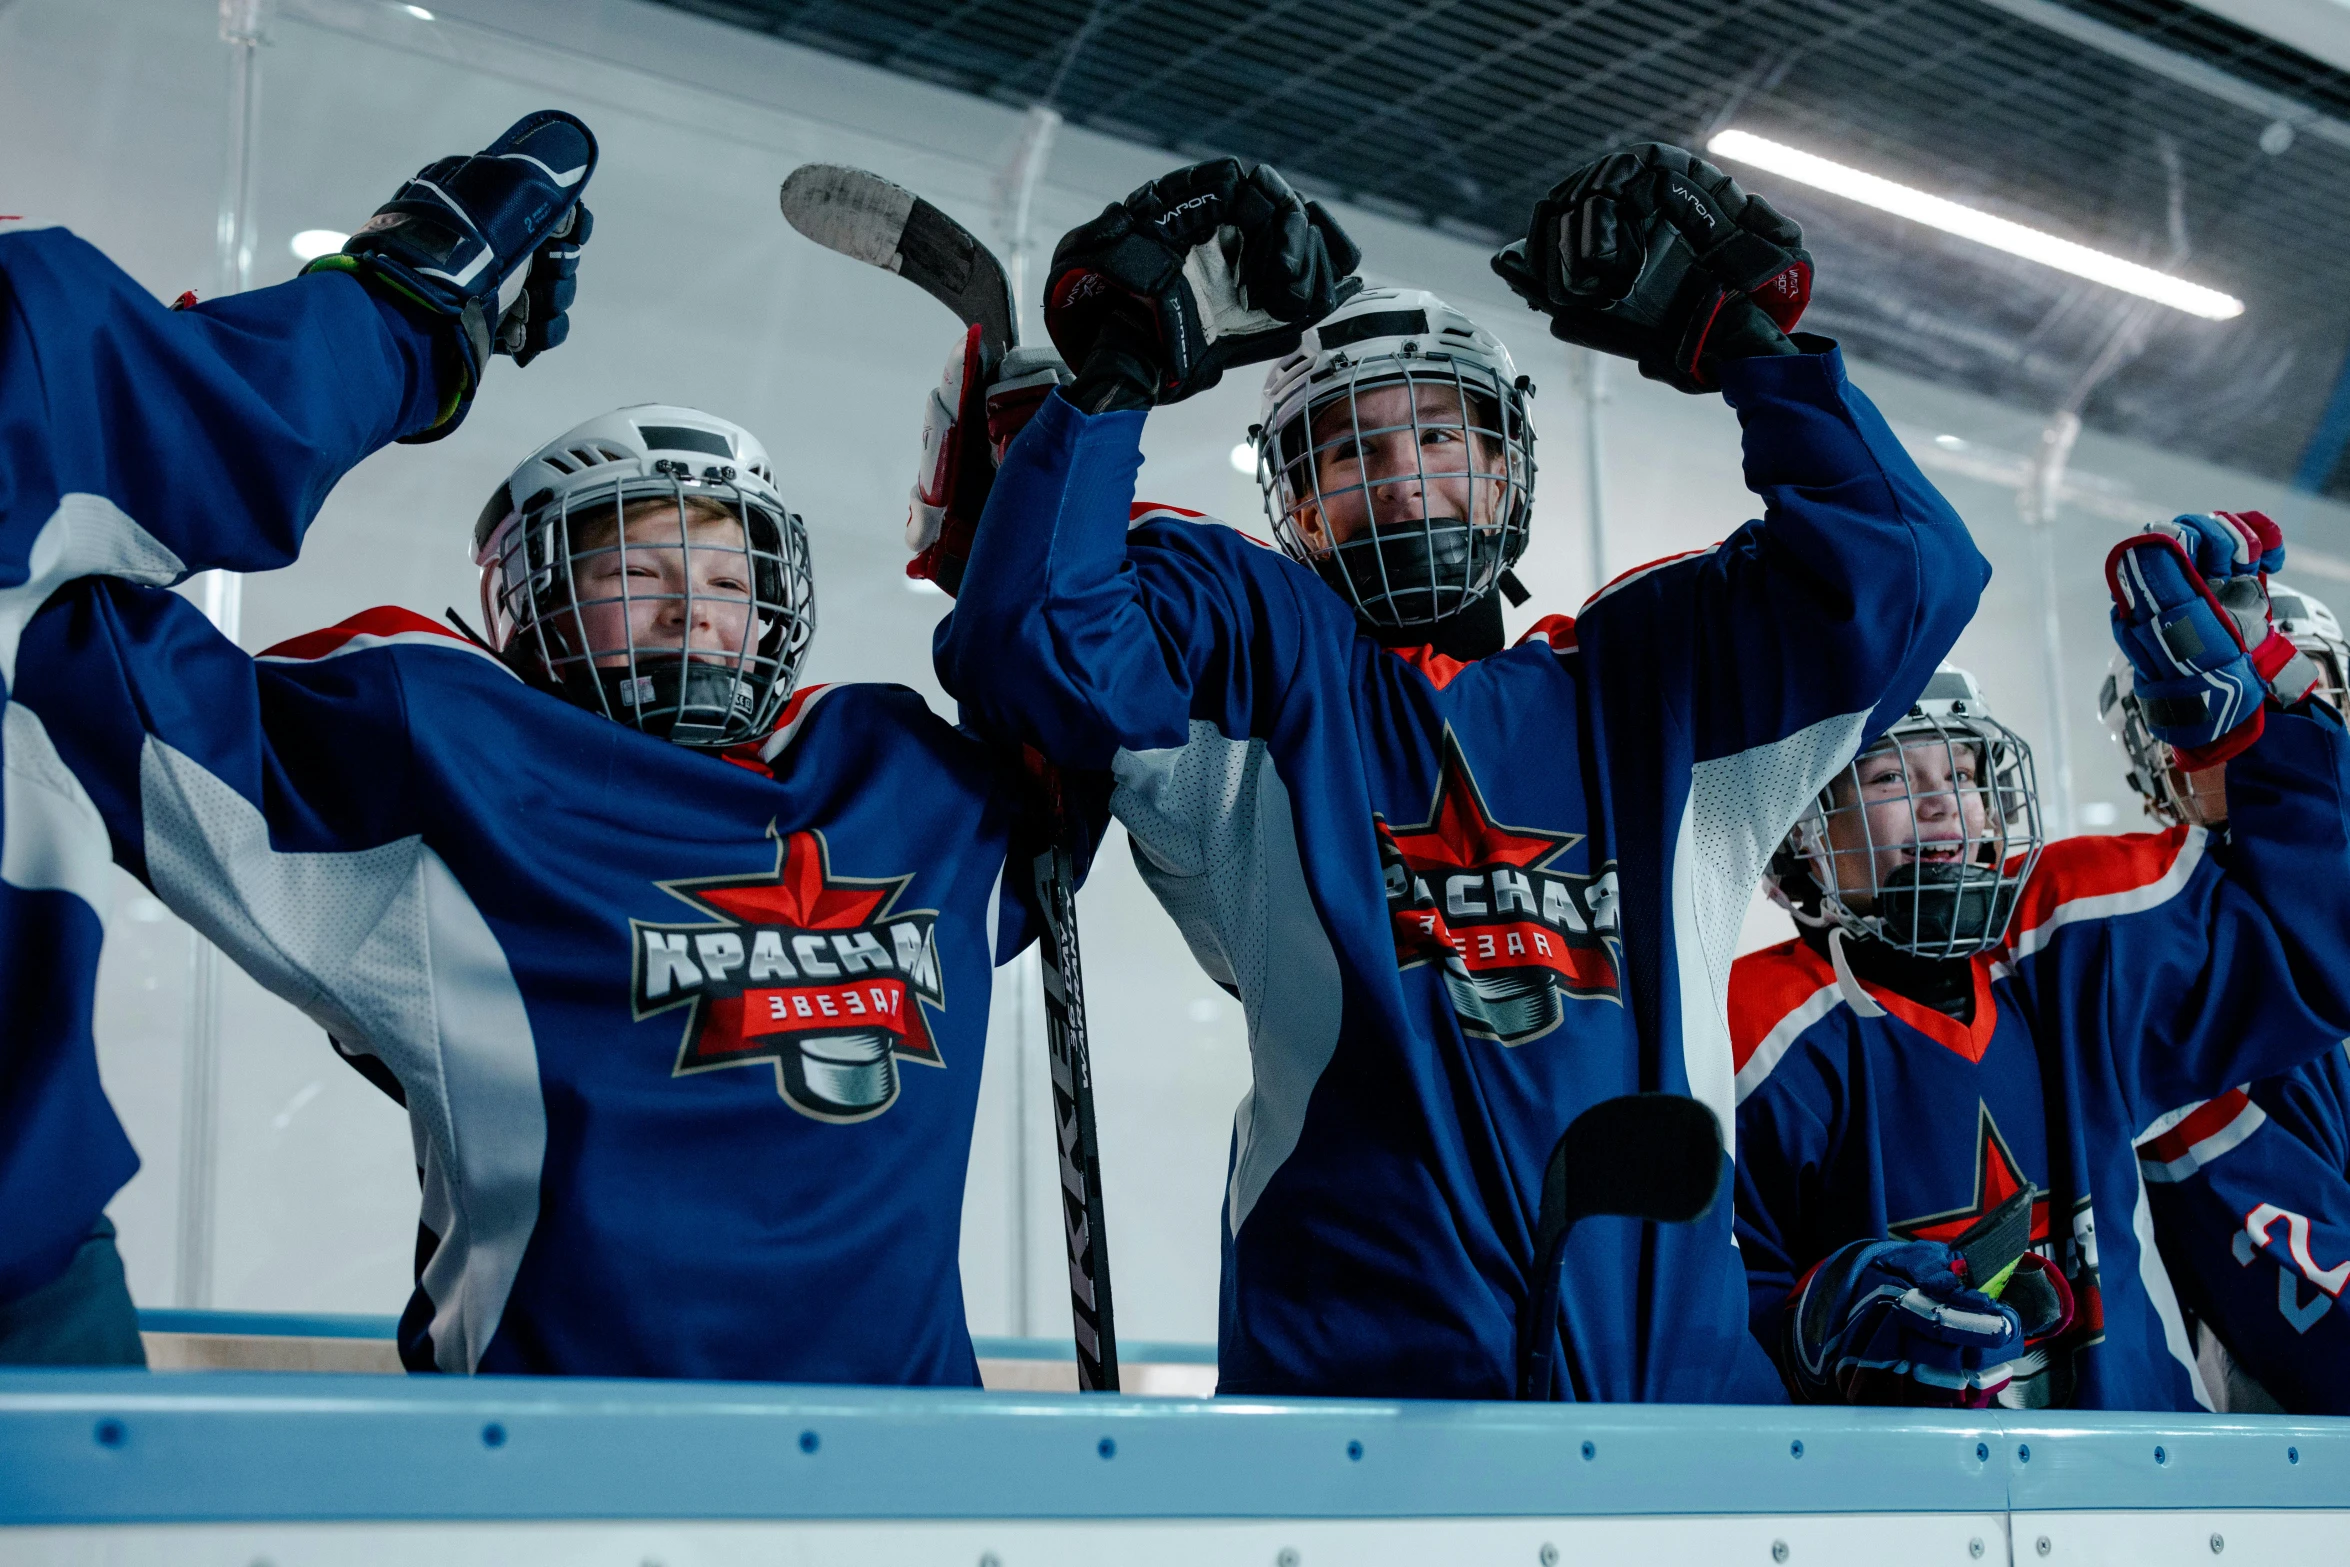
[[1296, 380, 1508, 550], [568, 497, 759, 669], [1822, 735, 1994, 902]]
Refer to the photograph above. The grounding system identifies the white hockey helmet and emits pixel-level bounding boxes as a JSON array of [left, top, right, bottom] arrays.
[[473, 405, 816, 748], [1769, 665, 2045, 960], [1253, 287, 1535, 630], [2099, 576, 2347, 826]]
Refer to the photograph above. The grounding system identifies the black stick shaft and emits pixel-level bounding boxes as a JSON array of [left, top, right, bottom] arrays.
[[1518, 1227, 1572, 1401], [1034, 823, 1117, 1391]]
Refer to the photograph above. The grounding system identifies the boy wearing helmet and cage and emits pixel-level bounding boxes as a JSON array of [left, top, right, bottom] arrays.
[[935, 147, 1988, 1402], [2099, 577, 2350, 1415], [0, 118, 1081, 1383], [1730, 511, 2350, 1411]]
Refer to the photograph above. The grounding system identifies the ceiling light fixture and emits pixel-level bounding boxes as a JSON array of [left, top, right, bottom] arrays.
[[289, 229, 348, 262], [1706, 129, 2244, 322]]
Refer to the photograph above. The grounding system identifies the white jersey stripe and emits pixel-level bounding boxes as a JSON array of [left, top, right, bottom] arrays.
[[137, 736, 545, 1372], [2138, 1097, 2269, 1184], [1679, 707, 1871, 1160], [2008, 826, 2206, 964], [2132, 1163, 2218, 1410], [1734, 980, 1845, 1104]]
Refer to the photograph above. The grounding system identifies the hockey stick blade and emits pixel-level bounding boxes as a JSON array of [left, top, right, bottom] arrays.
[[780, 164, 1016, 362], [1517, 1094, 1723, 1400]]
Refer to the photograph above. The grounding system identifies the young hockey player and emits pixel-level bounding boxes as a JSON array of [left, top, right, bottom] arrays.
[[2102, 584, 2350, 1414], [1731, 514, 2350, 1410], [0, 113, 1073, 1383], [936, 147, 1987, 1401], [0, 107, 593, 1367]]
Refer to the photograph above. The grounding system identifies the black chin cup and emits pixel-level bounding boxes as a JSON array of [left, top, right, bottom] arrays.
[[583, 653, 760, 746], [1873, 858, 2018, 957], [1317, 518, 1501, 628]]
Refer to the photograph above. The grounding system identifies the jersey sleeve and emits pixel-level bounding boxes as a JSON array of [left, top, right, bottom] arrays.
[[1728, 945, 1849, 1371], [1732, 1082, 1832, 1370], [2011, 707, 2350, 1120], [1, 588, 445, 1299], [983, 756, 1114, 967], [2142, 1052, 2350, 1413], [15, 589, 437, 914], [0, 227, 446, 607], [936, 391, 1342, 767], [1576, 348, 1986, 763], [0, 229, 442, 1298]]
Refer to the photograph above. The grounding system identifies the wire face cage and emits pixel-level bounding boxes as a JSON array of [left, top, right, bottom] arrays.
[[2097, 657, 2221, 828], [485, 463, 816, 750], [1259, 333, 1534, 631], [1788, 690, 2045, 961]]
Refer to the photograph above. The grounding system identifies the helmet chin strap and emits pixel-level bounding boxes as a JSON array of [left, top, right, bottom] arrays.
[[1827, 925, 1889, 1019]]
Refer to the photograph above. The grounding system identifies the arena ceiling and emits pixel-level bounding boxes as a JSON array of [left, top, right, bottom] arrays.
[[652, 0, 2350, 498]]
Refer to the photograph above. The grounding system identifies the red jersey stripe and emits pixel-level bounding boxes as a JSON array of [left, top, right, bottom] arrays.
[[256, 605, 502, 670], [2006, 827, 2201, 961]]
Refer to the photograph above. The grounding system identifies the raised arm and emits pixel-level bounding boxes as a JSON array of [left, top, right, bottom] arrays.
[[939, 396, 1328, 766], [939, 158, 1359, 766], [1493, 142, 1984, 756], [0, 230, 442, 587], [1, 108, 595, 607], [2073, 514, 2350, 1114], [1577, 345, 1983, 760], [0, 110, 595, 1306]]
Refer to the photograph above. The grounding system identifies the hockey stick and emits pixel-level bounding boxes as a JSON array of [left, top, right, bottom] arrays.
[[782, 164, 1122, 1393], [1516, 1094, 1723, 1401]]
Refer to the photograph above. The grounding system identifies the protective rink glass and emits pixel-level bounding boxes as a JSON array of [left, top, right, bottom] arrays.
[[1260, 344, 1534, 630], [488, 464, 816, 749], [1791, 683, 2045, 961]]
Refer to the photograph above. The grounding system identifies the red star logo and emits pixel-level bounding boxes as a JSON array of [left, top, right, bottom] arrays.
[[630, 827, 946, 1123], [1375, 727, 1618, 1045], [1891, 1101, 2106, 1349], [1385, 738, 1580, 882], [1892, 1102, 2050, 1248]]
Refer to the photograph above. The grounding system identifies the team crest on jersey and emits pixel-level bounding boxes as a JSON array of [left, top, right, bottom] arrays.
[[630, 826, 945, 1124], [1375, 727, 1621, 1046], [1893, 1101, 2104, 1404]]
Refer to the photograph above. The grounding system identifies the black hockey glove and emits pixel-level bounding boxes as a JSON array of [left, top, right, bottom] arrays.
[[1044, 158, 1362, 413], [307, 109, 597, 442], [1491, 143, 1810, 394]]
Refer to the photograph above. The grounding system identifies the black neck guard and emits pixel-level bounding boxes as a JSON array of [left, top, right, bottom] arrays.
[[1363, 591, 1505, 662], [1798, 920, 1977, 1022]]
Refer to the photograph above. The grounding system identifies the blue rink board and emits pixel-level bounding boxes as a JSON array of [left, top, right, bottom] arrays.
[[0, 1371, 2344, 1525]]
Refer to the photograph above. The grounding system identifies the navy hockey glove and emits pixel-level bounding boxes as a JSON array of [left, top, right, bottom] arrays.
[[1786, 1238, 2024, 1406], [1045, 158, 1361, 413], [2107, 510, 2322, 769], [308, 108, 597, 442], [1491, 143, 1809, 394], [908, 325, 1072, 593]]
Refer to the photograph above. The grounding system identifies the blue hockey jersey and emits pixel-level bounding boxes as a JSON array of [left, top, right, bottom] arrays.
[[939, 350, 1987, 1401], [2141, 1048, 2350, 1414], [0, 228, 1051, 1382], [1732, 759, 2350, 1411]]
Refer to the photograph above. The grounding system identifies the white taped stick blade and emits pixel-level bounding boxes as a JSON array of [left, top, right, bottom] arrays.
[[780, 164, 915, 273]]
